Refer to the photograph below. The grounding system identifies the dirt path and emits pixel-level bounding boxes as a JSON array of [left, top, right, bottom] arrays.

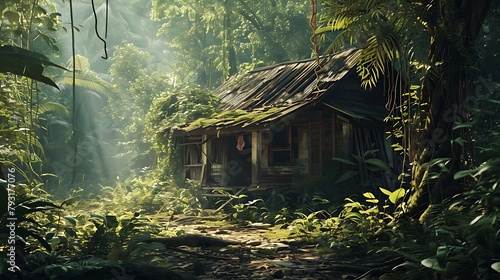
[[67, 203, 403, 279], [143, 215, 395, 280]]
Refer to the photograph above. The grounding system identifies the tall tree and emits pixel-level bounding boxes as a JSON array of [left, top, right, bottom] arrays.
[[152, 0, 311, 88], [0, 0, 64, 182], [317, 0, 494, 221]]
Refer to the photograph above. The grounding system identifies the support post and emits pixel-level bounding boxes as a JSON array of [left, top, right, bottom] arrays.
[[251, 131, 261, 186], [201, 135, 210, 185]]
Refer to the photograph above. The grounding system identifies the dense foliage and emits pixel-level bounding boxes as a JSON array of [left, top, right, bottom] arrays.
[[152, 0, 312, 86], [317, 0, 497, 221], [1, 0, 499, 279]]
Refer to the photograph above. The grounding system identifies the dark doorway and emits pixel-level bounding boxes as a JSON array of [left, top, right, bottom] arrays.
[[226, 134, 252, 186]]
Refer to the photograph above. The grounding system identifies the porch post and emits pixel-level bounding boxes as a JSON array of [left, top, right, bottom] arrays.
[[251, 131, 261, 186], [201, 134, 209, 185]]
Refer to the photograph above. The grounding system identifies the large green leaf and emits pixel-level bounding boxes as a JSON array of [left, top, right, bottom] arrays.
[[335, 170, 358, 184], [421, 257, 446, 272], [379, 187, 392, 196], [0, 45, 66, 89], [492, 262, 500, 273], [453, 169, 476, 179], [388, 188, 406, 205], [4, 11, 20, 25], [332, 157, 357, 165], [364, 158, 390, 172]]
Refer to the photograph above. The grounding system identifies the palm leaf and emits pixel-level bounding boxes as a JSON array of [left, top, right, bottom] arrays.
[[56, 75, 111, 95], [68, 54, 91, 73], [56, 54, 111, 94], [0, 45, 66, 89], [36, 101, 70, 118], [319, 0, 428, 90], [325, 29, 357, 53]]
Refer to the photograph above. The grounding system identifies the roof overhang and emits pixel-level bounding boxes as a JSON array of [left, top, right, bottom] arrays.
[[172, 100, 313, 136]]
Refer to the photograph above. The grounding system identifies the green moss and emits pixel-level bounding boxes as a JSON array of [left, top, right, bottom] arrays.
[[187, 109, 247, 129], [260, 226, 292, 240], [233, 107, 283, 125], [186, 107, 285, 130], [199, 219, 233, 227]]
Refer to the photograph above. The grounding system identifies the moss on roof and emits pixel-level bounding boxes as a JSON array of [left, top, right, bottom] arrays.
[[185, 107, 285, 130], [186, 110, 247, 129]]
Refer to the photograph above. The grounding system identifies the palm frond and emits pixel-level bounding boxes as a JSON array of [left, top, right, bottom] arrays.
[[67, 54, 91, 73], [36, 101, 70, 118], [324, 29, 355, 53], [56, 76, 110, 95], [319, 0, 429, 89]]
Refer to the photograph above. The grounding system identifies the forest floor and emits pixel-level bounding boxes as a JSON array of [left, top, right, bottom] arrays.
[[134, 214, 403, 280]]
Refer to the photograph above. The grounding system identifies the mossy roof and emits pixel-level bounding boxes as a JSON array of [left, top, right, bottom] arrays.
[[173, 48, 388, 134]]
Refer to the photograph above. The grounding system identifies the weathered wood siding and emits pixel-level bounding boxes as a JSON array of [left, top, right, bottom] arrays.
[[181, 136, 203, 181], [181, 107, 394, 191]]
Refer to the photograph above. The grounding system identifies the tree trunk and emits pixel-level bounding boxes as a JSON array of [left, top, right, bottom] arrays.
[[407, 0, 493, 222], [193, 0, 209, 86], [223, 0, 237, 76]]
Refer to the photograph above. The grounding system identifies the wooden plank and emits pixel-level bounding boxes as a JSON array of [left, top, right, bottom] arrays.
[[210, 163, 223, 185], [298, 126, 309, 174], [261, 130, 269, 169], [253, 166, 294, 187], [184, 164, 203, 167], [201, 186, 234, 191], [251, 131, 261, 186], [177, 142, 202, 146], [201, 135, 209, 185]]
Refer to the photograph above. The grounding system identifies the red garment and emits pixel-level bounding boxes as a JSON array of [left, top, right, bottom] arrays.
[[236, 135, 245, 151]]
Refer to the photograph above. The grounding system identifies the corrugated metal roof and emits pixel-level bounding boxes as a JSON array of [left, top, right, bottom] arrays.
[[322, 91, 388, 121], [217, 48, 361, 111], [174, 48, 385, 133]]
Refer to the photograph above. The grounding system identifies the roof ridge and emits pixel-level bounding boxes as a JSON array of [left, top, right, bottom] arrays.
[[247, 48, 360, 74]]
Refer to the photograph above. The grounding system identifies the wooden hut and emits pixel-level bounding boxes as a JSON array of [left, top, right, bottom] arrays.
[[172, 48, 397, 196]]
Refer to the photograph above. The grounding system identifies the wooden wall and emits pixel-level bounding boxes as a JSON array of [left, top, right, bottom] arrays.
[[180, 106, 393, 191]]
